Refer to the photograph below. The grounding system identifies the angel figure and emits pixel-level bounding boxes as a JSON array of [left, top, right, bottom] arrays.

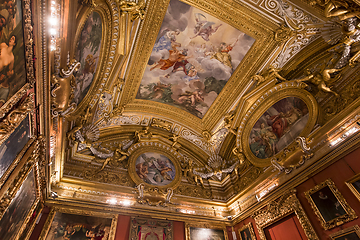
[[253, 66, 287, 87], [134, 127, 152, 142], [191, 13, 222, 41], [182, 159, 204, 187], [309, 0, 360, 21], [296, 68, 342, 97], [97, 143, 129, 172], [223, 111, 237, 135]]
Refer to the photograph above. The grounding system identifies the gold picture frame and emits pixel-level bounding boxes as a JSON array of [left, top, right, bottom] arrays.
[[346, 173, 360, 202], [39, 207, 118, 240], [238, 222, 256, 240], [0, 0, 35, 118], [305, 179, 357, 230], [237, 81, 318, 167], [329, 225, 360, 240], [0, 95, 36, 188], [127, 141, 182, 189], [253, 189, 318, 240], [0, 140, 42, 240], [129, 217, 173, 240], [185, 222, 229, 240]]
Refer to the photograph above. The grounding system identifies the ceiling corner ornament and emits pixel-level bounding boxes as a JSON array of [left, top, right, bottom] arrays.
[[127, 142, 182, 190], [135, 183, 174, 207], [271, 0, 322, 68], [236, 80, 318, 167], [252, 189, 319, 240]]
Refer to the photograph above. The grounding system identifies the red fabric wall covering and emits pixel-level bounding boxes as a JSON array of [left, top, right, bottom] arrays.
[[115, 215, 131, 240], [29, 207, 50, 240], [233, 146, 360, 240], [173, 221, 185, 240]]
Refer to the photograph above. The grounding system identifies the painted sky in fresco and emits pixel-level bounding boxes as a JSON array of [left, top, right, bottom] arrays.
[[136, 0, 255, 118]]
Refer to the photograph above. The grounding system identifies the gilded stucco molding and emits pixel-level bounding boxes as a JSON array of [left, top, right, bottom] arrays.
[[253, 189, 319, 240]]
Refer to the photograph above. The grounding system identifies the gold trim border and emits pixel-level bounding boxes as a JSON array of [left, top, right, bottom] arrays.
[[305, 178, 357, 230], [39, 207, 118, 240]]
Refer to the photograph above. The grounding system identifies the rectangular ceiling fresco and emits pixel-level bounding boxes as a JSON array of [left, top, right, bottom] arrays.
[[136, 0, 255, 118]]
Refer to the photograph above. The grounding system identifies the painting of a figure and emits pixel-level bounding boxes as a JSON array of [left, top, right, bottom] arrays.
[[0, 0, 26, 107], [310, 186, 346, 223], [135, 152, 176, 186], [136, 0, 255, 118], [45, 212, 112, 240], [0, 169, 36, 240], [72, 11, 102, 105], [0, 114, 30, 180], [249, 97, 309, 159], [189, 227, 226, 240], [330, 226, 360, 240]]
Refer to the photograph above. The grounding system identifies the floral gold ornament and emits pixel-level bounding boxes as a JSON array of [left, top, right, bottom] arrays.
[[305, 179, 357, 230], [135, 183, 174, 207], [253, 189, 318, 240]]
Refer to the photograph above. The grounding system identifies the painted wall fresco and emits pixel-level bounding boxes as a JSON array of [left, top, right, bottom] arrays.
[[249, 97, 309, 159], [0, 0, 26, 107], [45, 212, 112, 240], [73, 11, 102, 105], [136, 0, 255, 118], [0, 114, 30, 179], [135, 152, 176, 186], [189, 227, 226, 240], [0, 169, 36, 239]]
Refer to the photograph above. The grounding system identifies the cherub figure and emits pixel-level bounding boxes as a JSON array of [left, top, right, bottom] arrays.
[[191, 13, 222, 41], [134, 126, 152, 142], [223, 111, 237, 135], [253, 66, 287, 87], [67, 107, 91, 142], [309, 0, 360, 21], [182, 159, 204, 187], [296, 68, 342, 97], [97, 143, 129, 172]]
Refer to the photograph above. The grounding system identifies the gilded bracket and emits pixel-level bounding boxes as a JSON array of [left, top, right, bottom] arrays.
[[135, 183, 174, 207]]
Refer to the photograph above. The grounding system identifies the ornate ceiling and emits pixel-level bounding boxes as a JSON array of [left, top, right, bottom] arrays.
[[40, 0, 360, 223]]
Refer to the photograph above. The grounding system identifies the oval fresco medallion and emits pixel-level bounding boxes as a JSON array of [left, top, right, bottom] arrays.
[[249, 97, 309, 159], [135, 152, 176, 186], [73, 11, 102, 105]]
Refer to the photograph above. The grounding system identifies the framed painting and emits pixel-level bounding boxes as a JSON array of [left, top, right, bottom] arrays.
[[39, 208, 117, 240], [329, 225, 360, 240], [129, 217, 173, 240], [127, 143, 182, 189], [238, 222, 256, 240], [185, 222, 229, 240], [305, 179, 357, 230], [346, 173, 360, 202], [238, 82, 318, 167], [0, 162, 40, 240], [0, 111, 34, 187], [0, 0, 35, 117]]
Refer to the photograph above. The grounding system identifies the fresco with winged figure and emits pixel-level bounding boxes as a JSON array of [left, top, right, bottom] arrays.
[[72, 11, 102, 106], [136, 0, 255, 118]]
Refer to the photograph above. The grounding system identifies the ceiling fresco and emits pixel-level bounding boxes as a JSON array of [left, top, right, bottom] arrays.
[[136, 0, 255, 118]]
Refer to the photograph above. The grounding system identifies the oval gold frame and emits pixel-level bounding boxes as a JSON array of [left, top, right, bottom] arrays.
[[70, 3, 111, 115], [127, 142, 182, 189], [238, 83, 318, 167]]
